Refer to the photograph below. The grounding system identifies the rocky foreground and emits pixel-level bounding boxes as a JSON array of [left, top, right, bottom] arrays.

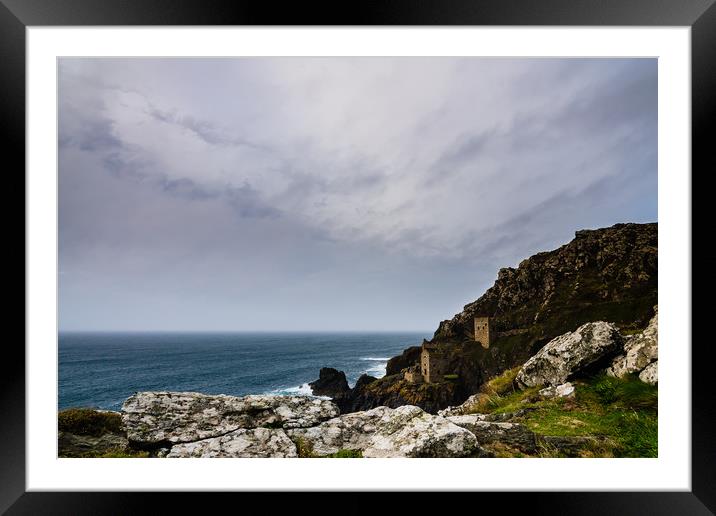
[[57, 391, 605, 458], [58, 307, 658, 458], [60, 393, 484, 458]]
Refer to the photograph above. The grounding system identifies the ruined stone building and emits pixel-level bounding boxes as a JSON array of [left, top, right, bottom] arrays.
[[403, 364, 423, 384], [420, 342, 448, 383], [473, 316, 492, 348], [403, 318, 491, 384], [403, 341, 449, 385]]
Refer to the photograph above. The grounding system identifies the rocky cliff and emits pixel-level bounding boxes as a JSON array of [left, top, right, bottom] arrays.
[[434, 222, 657, 343], [316, 222, 657, 413]]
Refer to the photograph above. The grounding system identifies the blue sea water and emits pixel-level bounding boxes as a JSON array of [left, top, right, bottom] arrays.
[[58, 332, 430, 411]]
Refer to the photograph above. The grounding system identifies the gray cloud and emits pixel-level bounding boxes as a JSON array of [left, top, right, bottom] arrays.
[[58, 57, 657, 331], [157, 177, 219, 201], [147, 105, 269, 151], [225, 182, 282, 219], [425, 130, 495, 187]]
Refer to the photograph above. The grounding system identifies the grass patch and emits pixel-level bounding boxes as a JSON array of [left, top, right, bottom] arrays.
[[520, 374, 657, 457], [464, 386, 541, 415], [59, 447, 151, 458], [464, 368, 658, 457], [579, 374, 658, 411], [576, 437, 618, 458], [535, 439, 568, 458], [92, 448, 150, 458], [616, 411, 658, 457], [58, 408, 123, 437], [461, 366, 536, 414], [481, 366, 521, 396], [487, 442, 528, 458], [524, 402, 606, 437], [326, 449, 363, 458], [443, 374, 459, 381], [524, 405, 656, 457]]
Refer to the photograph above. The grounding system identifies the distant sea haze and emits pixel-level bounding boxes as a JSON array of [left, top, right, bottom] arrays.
[[58, 332, 430, 411]]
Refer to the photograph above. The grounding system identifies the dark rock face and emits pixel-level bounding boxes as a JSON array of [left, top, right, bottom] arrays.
[[309, 368, 464, 414], [307, 369, 389, 414], [319, 373, 379, 414], [352, 374, 378, 392], [342, 373, 464, 414], [308, 368, 350, 398], [385, 346, 422, 376]]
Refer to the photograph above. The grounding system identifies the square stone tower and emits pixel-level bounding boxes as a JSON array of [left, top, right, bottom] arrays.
[[420, 342, 447, 383], [474, 316, 492, 348]]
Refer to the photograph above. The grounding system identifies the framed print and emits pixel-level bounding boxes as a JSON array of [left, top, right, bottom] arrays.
[[5, 0, 715, 513]]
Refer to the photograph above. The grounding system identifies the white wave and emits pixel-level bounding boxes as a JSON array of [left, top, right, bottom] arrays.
[[363, 362, 387, 378], [283, 383, 314, 395], [360, 357, 390, 361], [263, 383, 330, 400]]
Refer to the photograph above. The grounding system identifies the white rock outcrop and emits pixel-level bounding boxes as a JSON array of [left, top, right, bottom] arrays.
[[122, 392, 339, 445], [638, 361, 658, 385], [538, 382, 575, 398], [288, 405, 478, 458], [606, 306, 658, 381], [516, 321, 622, 388], [166, 428, 298, 458]]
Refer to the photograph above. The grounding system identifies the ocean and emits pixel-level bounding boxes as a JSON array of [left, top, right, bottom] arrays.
[[58, 332, 430, 411]]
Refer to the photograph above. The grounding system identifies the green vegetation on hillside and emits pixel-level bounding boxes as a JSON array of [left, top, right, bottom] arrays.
[[481, 366, 521, 396], [58, 408, 123, 436], [58, 408, 152, 458], [466, 373, 657, 458]]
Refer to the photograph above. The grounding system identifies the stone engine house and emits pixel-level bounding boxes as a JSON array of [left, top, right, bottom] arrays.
[[403, 341, 449, 385], [473, 316, 492, 348], [403, 316, 492, 384], [403, 364, 423, 384], [420, 342, 448, 383]]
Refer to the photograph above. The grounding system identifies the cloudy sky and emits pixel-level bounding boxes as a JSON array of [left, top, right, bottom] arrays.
[[58, 58, 657, 332]]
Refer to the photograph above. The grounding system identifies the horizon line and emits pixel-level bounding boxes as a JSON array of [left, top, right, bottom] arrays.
[[58, 329, 435, 334]]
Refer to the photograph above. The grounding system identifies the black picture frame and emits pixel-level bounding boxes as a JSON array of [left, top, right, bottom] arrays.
[[4, 0, 714, 513]]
